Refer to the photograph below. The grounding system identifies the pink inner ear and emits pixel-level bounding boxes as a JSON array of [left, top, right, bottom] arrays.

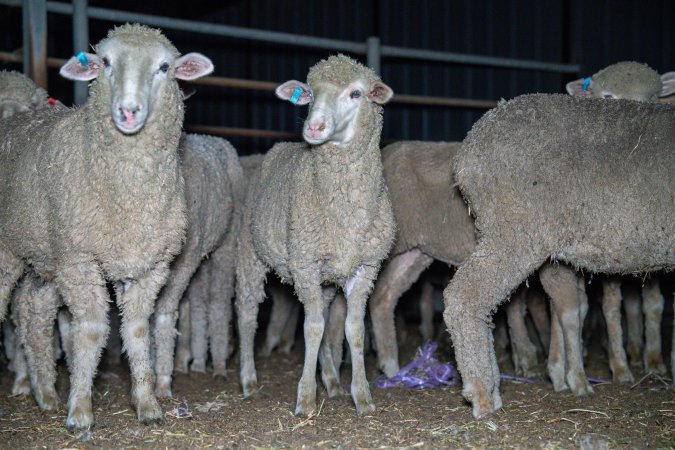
[[59, 54, 101, 81], [175, 54, 213, 80]]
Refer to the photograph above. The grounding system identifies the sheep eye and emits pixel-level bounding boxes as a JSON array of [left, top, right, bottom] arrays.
[[350, 90, 361, 99], [102, 57, 110, 67], [159, 62, 170, 73]]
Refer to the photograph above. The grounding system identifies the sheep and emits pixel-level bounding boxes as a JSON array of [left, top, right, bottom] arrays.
[[0, 23, 213, 430], [565, 61, 675, 382], [235, 54, 395, 416], [153, 133, 244, 398], [0, 70, 50, 118], [443, 93, 674, 418]]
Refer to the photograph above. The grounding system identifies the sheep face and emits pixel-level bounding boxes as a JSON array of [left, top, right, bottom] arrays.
[[60, 26, 213, 135]]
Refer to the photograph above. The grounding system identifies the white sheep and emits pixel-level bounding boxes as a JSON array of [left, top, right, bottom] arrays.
[[0, 24, 213, 430], [0, 70, 51, 118], [235, 54, 395, 415], [443, 93, 674, 418], [153, 133, 244, 398]]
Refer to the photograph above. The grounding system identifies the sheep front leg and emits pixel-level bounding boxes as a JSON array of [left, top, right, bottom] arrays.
[[293, 280, 324, 416], [622, 282, 643, 368], [539, 264, 594, 395], [57, 262, 110, 431], [419, 278, 436, 341], [547, 306, 567, 391], [369, 249, 433, 377], [174, 298, 191, 373], [641, 278, 666, 375], [188, 264, 208, 374], [344, 265, 379, 415], [118, 263, 172, 425], [601, 278, 634, 383], [3, 319, 30, 396], [443, 242, 541, 418], [261, 282, 296, 357], [279, 301, 300, 354], [206, 243, 236, 378], [14, 277, 61, 410]]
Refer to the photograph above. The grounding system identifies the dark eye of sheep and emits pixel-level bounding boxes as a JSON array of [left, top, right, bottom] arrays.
[[350, 90, 361, 99], [160, 62, 170, 73], [603, 93, 614, 99], [102, 57, 110, 67]]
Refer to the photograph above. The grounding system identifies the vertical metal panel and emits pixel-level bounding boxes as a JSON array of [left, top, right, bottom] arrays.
[[24, 0, 47, 89], [72, 0, 88, 105]]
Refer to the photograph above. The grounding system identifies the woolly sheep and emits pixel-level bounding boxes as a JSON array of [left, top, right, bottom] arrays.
[[0, 70, 50, 118], [565, 61, 675, 383], [0, 24, 213, 430], [443, 93, 674, 418], [235, 54, 394, 416], [153, 133, 244, 398]]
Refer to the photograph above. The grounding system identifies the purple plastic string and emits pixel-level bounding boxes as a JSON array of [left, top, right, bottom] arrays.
[[499, 374, 535, 384], [375, 341, 459, 390]]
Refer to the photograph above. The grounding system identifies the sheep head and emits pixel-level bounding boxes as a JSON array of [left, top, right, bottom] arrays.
[[276, 54, 393, 146], [59, 23, 213, 135], [566, 61, 675, 102]]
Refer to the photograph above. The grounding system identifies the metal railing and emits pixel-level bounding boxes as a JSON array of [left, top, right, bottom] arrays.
[[0, 0, 581, 140]]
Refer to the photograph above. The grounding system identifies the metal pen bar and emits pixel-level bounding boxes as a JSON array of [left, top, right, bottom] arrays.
[[72, 0, 88, 105]]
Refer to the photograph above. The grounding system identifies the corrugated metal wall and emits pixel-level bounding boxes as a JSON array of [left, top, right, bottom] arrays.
[[0, 0, 672, 154]]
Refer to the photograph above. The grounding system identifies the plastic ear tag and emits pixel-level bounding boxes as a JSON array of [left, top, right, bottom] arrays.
[[76, 51, 89, 68], [289, 87, 303, 105], [582, 77, 591, 93]]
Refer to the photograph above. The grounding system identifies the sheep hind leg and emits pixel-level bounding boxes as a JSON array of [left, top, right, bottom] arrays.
[[3, 319, 30, 396], [328, 293, 347, 373], [343, 265, 380, 415], [261, 281, 296, 357], [174, 298, 191, 373], [601, 278, 634, 383], [622, 282, 643, 368], [540, 264, 593, 395], [188, 264, 208, 374], [526, 286, 550, 354], [641, 278, 666, 375], [279, 300, 300, 354], [15, 277, 61, 410], [207, 245, 235, 379], [318, 286, 342, 397], [419, 278, 435, 341], [506, 287, 541, 377], [547, 306, 568, 392], [369, 249, 434, 377], [443, 241, 542, 419]]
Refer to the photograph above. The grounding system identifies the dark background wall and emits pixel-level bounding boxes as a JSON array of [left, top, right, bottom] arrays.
[[0, 0, 672, 154]]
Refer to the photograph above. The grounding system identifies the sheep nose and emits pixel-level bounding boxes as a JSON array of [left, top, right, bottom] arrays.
[[306, 122, 326, 137], [119, 104, 141, 117]]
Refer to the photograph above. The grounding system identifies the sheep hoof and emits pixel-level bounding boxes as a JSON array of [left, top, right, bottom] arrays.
[[324, 379, 343, 398], [567, 374, 594, 396], [11, 377, 30, 396], [355, 399, 376, 416], [155, 376, 173, 399], [644, 359, 667, 376], [242, 380, 259, 399], [36, 387, 61, 411], [190, 361, 206, 374], [66, 399, 94, 431], [294, 400, 316, 417], [136, 397, 163, 424], [212, 365, 227, 379], [379, 360, 400, 378], [174, 354, 191, 373], [464, 380, 496, 419], [259, 345, 273, 357]]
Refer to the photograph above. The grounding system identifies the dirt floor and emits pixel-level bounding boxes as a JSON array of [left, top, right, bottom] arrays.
[[0, 319, 673, 450]]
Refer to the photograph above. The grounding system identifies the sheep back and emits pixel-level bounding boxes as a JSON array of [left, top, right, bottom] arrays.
[[382, 141, 475, 264], [456, 93, 674, 274]]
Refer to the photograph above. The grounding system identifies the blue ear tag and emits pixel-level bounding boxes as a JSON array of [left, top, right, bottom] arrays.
[[582, 77, 591, 93], [289, 87, 303, 105], [76, 51, 89, 68]]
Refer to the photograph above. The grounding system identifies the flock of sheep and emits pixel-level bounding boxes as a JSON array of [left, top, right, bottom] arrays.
[[0, 23, 673, 431]]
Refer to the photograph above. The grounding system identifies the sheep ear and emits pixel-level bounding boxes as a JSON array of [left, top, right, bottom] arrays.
[[59, 53, 102, 81], [566, 77, 591, 97], [275, 80, 312, 105], [368, 81, 393, 105], [174, 53, 214, 81], [659, 71, 675, 98]]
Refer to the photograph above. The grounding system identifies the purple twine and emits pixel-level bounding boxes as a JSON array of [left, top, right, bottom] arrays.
[[375, 341, 459, 389], [499, 374, 535, 384]]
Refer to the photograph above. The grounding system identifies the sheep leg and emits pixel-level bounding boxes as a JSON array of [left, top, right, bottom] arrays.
[[419, 278, 435, 341], [344, 264, 379, 415], [235, 253, 268, 398], [207, 242, 236, 378], [318, 286, 342, 397], [328, 292, 347, 373], [506, 287, 541, 377], [15, 277, 61, 410], [493, 314, 511, 366], [174, 298, 191, 373], [57, 308, 73, 369], [601, 278, 634, 383], [443, 242, 541, 418], [261, 281, 296, 357], [153, 253, 203, 398], [55, 262, 110, 431], [539, 264, 594, 395], [369, 249, 434, 377], [188, 264, 208, 374], [526, 287, 550, 353], [622, 282, 643, 368], [641, 278, 666, 375], [294, 278, 325, 416], [547, 305, 567, 391], [117, 263, 172, 425], [279, 300, 300, 354], [3, 319, 30, 396]]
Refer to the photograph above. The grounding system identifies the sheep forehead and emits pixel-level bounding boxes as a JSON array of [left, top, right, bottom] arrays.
[[307, 54, 379, 90], [95, 23, 179, 59], [593, 61, 661, 98]]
